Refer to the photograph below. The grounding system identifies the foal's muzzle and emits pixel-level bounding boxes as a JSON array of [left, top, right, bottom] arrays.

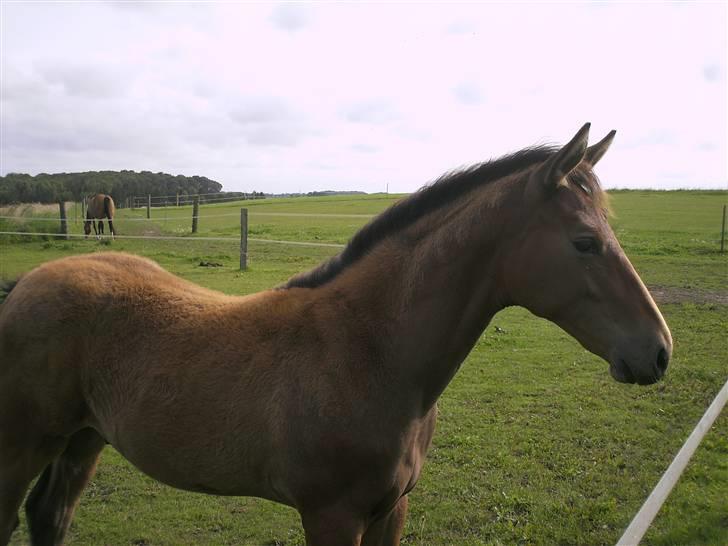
[[610, 344, 671, 385]]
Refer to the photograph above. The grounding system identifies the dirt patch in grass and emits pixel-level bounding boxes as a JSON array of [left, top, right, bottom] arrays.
[[649, 285, 728, 305]]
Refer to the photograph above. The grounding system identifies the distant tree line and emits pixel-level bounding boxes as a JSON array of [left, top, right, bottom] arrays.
[[306, 190, 366, 197], [0, 171, 224, 206]]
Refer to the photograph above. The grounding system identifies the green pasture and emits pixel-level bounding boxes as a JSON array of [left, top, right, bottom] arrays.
[[1, 190, 726, 545]]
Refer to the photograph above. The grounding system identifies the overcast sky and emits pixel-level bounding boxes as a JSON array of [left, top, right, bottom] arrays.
[[1, 1, 726, 193]]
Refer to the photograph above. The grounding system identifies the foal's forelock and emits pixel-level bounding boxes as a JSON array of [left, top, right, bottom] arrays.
[[564, 168, 611, 219]]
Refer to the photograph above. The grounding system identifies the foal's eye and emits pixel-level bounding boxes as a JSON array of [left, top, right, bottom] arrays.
[[573, 237, 599, 254]]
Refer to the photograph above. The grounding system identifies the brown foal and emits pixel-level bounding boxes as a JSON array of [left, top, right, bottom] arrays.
[[0, 124, 672, 545]]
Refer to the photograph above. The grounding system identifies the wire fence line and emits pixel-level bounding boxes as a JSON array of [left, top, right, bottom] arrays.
[[134, 195, 265, 207], [0, 231, 346, 249], [138, 191, 229, 200], [135, 191, 264, 201], [0, 231, 237, 242], [0, 211, 375, 222], [1, 205, 350, 271], [152, 196, 259, 205], [134, 194, 399, 206]]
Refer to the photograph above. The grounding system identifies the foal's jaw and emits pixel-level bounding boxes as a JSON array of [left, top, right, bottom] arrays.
[[557, 250, 673, 386]]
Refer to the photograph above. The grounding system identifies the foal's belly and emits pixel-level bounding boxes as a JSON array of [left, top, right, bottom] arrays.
[[104, 429, 286, 503], [88, 388, 286, 504]]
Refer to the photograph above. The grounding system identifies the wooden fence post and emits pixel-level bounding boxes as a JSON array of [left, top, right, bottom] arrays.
[[721, 204, 726, 253], [81, 197, 86, 220], [240, 208, 248, 270], [192, 197, 199, 234], [176, 193, 180, 207], [58, 200, 68, 240], [147, 195, 151, 219]]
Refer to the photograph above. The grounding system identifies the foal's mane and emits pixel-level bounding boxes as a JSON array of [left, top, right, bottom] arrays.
[[285, 144, 610, 290], [285, 145, 568, 289]]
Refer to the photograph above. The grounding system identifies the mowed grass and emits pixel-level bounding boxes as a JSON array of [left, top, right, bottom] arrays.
[[1, 190, 727, 545]]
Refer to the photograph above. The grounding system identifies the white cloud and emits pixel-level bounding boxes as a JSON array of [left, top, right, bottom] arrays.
[[343, 100, 399, 125], [269, 4, 311, 32], [453, 81, 484, 106], [35, 61, 126, 98], [230, 97, 297, 125], [703, 63, 722, 82]]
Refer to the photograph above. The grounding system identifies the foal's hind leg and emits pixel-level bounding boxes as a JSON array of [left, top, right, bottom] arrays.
[[25, 428, 105, 546], [0, 434, 66, 546]]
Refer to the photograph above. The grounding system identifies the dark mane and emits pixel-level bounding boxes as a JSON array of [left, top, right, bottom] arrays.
[[285, 145, 559, 289]]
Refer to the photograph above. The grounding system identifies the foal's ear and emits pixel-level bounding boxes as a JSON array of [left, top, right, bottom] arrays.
[[583, 129, 616, 168], [539, 122, 591, 191]]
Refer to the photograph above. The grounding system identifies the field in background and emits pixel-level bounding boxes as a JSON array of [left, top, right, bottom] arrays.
[[1, 190, 727, 545]]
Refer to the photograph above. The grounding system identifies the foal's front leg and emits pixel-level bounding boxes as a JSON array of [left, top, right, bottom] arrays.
[[362, 496, 408, 546], [302, 506, 365, 546], [301, 496, 409, 546]]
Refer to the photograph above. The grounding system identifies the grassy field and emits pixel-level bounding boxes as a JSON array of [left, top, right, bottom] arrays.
[[1, 190, 726, 545]]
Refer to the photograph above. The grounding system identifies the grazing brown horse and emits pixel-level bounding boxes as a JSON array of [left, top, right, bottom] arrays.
[[83, 194, 115, 239], [0, 124, 672, 546]]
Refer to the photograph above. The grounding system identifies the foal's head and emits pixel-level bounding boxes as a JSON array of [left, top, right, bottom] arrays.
[[503, 124, 672, 384]]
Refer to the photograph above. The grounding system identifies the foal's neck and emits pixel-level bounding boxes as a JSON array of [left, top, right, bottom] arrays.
[[331, 180, 521, 412]]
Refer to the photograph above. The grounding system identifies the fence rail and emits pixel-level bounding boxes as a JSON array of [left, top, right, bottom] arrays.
[[616, 377, 728, 545]]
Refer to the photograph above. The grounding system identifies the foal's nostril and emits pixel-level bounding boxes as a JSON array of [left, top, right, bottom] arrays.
[[656, 347, 669, 375]]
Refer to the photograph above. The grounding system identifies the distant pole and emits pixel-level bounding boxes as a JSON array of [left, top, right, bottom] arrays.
[[240, 208, 248, 270], [386, 182, 389, 194], [721, 204, 726, 253], [147, 195, 151, 219], [176, 193, 180, 207], [192, 197, 199, 234], [58, 200, 68, 240]]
